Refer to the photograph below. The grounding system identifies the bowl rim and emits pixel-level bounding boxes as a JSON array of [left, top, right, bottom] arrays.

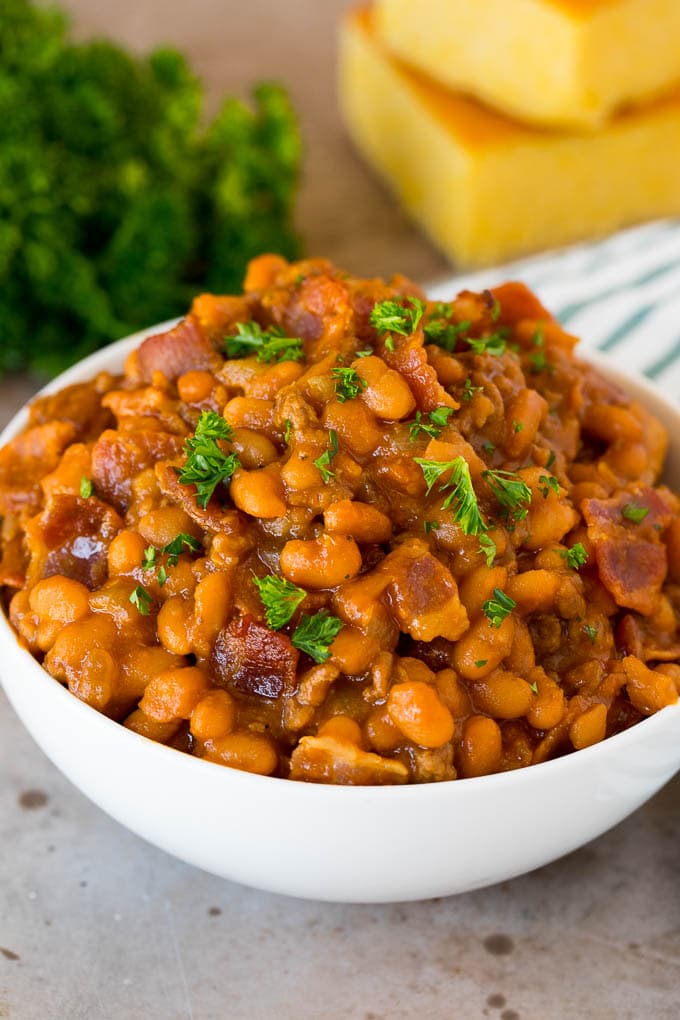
[[2, 325, 680, 799]]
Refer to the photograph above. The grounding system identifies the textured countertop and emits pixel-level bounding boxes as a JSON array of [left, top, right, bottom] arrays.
[[2, 3, 680, 1018]]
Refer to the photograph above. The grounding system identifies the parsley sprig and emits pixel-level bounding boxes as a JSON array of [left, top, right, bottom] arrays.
[[414, 456, 486, 536], [482, 468, 532, 521], [291, 609, 343, 663], [79, 476, 94, 499], [482, 588, 516, 628], [178, 411, 240, 509], [225, 321, 304, 363], [560, 543, 588, 570], [129, 585, 153, 616], [314, 430, 339, 483], [622, 503, 649, 524], [408, 406, 455, 441], [253, 574, 306, 630], [332, 367, 367, 403], [370, 297, 425, 337]]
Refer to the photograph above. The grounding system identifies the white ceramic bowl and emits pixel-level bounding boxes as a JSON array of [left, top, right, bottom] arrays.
[[2, 329, 680, 903]]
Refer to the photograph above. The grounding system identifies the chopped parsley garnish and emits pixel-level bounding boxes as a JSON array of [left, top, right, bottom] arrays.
[[314, 429, 339, 483], [423, 520, 440, 534], [178, 410, 240, 509], [529, 680, 539, 695], [622, 503, 649, 524], [356, 348, 373, 358], [423, 314, 471, 352], [79, 476, 94, 499], [332, 366, 367, 403], [561, 543, 588, 570], [370, 296, 425, 337], [291, 609, 343, 663], [479, 532, 497, 567], [414, 456, 486, 536], [142, 545, 157, 571], [253, 574, 307, 630], [481, 441, 496, 455], [463, 330, 508, 357], [583, 624, 599, 644], [408, 406, 455, 441], [538, 474, 560, 498], [283, 419, 293, 444], [462, 378, 482, 401], [129, 585, 153, 616], [546, 449, 556, 470], [513, 420, 524, 433], [163, 533, 202, 566], [482, 588, 516, 628], [157, 566, 168, 587], [384, 337, 395, 352], [482, 468, 532, 521], [474, 659, 488, 669], [225, 321, 304, 363], [490, 297, 501, 322]]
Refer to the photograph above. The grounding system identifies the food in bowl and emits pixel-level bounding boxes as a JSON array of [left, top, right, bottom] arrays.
[[1, 254, 679, 787]]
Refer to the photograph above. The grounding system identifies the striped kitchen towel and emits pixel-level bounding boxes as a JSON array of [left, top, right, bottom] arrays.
[[428, 219, 680, 402]]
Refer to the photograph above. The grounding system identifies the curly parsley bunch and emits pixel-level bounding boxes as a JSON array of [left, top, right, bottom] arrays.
[[0, 0, 301, 376]]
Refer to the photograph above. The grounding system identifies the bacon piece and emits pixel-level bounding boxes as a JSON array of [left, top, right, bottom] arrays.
[[379, 539, 469, 642], [136, 318, 222, 384], [289, 735, 408, 785], [582, 486, 674, 615], [491, 281, 552, 324], [385, 339, 456, 412], [155, 461, 243, 534], [25, 494, 123, 589], [91, 430, 183, 511], [28, 382, 112, 441], [212, 615, 299, 699], [0, 422, 76, 516], [189, 294, 251, 340]]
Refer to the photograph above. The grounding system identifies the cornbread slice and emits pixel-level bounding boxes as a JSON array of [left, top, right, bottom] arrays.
[[375, 0, 680, 129], [339, 8, 680, 268]]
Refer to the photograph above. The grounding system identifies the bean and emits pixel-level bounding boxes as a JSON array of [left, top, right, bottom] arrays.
[[231, 466, 287, 518], [246, 361, 304, 399], [526, 669, 566, 730], [223, 397, 274, 432], [138, 506, 200, 548], [504, 389, 546, 458], [281, 533, 362, 589], [157, 596, 194, 655], [324, 499, 392, 543], [329, 626, 379, 675], [387, 681, 455, 748], [323, 400, 382, 457], [205, 732, 278, 775], [29, 576, 90, 650], [569, 703, 607, 750], [193, 572, 233, 657], [140, 666, 211, 723], [318, 716, 364, 746], [108, 530, 147, 574], [506, 570, 559, 614], [458, 565, 508, 619], [435, 668, 472, 718], [353, 355, 416, 420], [177, 370, 214, 403], [229, 428, 279, 469], [457, 716, 502, 778], [453, 616, 515, 680], [364, 707, 404, 754], [471, 669, 534, 719], [190, 690, 236, 741], [124, 708, 181, 744], [622, 656, 679, 715]]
